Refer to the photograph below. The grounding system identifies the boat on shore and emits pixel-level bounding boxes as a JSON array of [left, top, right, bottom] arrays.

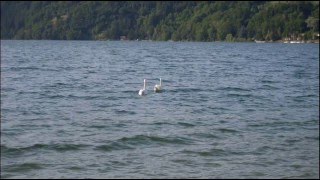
[[255, 40, 266, 43]]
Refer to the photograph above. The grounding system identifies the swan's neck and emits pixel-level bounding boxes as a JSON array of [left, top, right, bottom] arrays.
[[160, 78, 162, 86], [143, 79, 146, 89]]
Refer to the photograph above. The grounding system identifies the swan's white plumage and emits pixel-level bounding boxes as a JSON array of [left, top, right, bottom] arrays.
[[154, 78, 162, 92], [139, 79, 147, 96]]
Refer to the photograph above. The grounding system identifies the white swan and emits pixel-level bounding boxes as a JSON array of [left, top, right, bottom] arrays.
[[139, 79, 147, 96], [154, 78, 162, 92]]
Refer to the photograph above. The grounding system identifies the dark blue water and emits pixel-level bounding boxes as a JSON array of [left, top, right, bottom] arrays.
[[1, 40, 319, 178]]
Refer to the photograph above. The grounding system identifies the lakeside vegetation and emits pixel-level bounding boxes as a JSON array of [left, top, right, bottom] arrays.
[[1, 1, 319, 42]]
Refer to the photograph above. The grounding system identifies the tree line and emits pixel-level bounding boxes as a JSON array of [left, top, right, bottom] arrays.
[[1, 1, 319, 41]]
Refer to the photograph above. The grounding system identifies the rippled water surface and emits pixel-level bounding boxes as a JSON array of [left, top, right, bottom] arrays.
[[1, 40, 319, 178]]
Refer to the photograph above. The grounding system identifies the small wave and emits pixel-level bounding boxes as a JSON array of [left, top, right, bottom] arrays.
[[253, 145, 273, 155], [170, 88, 203, 93], [294, 94, 318, 99], [118, 135, 193, 146], [217, 128, 239, 134], [304, 136, 319, 141], [46, 82, 72, 88], [1, 144, 46, 155], [259, 84, 280, 90], [1, 143, 89, 155], [248, 120, 316, 129], [198, 149, 227, 156], [51, 144, 90, 152], [97, 104, 114, 108], [245, 108, 256, 112], [290, 164, 303, 169], [191, 133, 220, 139], [4, 162, 44, 173], [121, 90, 139, 94], [40, 93, 65, 99], [66, 166, 85, 171], [293, 70, 310, 79], [226, 93, 266, 101], [181, 148, 228, 157], [227, 93, 254, 98], [177, 122, 195, 127], [254, 145, 287, 155], [67, 94, 102, 100], [17, 90, 40, 95], [95, 142, 134, 152], [292, 97, 305, 103], [106, 96, 120, 101], [1, 87, 16, 91], [171, 159, 196, 166], [61, 66, 76, 71], [9, 66, 40, 71], [153, 122, 175, 126], [41, 68, 60, 72], [261, 80, 280, 84], [87, 70, 97, 74], [207, 106, 230, 111], [88, 125, 108, 129], [284, 138, 302, 145], [114, 109, 136, 115], [217, 87, 252, 92]]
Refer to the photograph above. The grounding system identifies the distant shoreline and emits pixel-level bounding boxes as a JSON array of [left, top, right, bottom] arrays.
[[2, 2, 319, 43], [1, 39, 319, 44]]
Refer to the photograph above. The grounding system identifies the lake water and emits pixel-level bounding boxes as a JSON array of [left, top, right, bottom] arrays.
[[1, 40, 319, 178]]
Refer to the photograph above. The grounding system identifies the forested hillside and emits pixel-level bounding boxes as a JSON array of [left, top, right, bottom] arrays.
[[1, 1, 319, 41]]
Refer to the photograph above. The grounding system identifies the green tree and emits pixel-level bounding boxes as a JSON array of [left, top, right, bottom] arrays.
[[1, 1, 318, 41]]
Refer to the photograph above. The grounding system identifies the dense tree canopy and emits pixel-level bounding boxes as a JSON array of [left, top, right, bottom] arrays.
[[1, 1, 319, 41]]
